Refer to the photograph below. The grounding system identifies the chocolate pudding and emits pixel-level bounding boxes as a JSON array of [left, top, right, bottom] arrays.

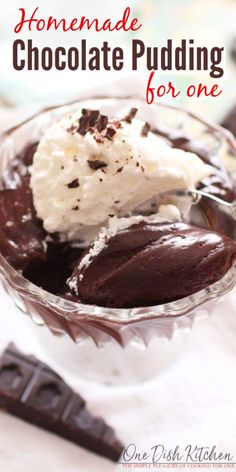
[[0, 106, 236, 309]]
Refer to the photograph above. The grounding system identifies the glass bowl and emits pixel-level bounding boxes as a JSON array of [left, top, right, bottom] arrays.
[[0, 97, 236, 383]]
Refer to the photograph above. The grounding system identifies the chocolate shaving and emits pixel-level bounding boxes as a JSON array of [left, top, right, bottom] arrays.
[[67, 178, 80, 189], [123, 108, 138, 124], [117, 167, 123, 173], [113, 120, 122, 129], [141, 122, 151, 137], [105, 127, 116, 140], [88, 159, 108, 170], [72, 206, 79, 211], [78, 109, 99, 136]]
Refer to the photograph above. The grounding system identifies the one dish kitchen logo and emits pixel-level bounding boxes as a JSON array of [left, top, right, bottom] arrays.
[[119, 444, 235, 468]]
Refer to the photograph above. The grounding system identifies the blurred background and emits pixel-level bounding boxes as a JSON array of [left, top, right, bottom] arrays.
[[0, 0, 235, 123]]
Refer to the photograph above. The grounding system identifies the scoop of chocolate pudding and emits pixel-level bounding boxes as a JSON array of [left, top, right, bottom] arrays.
[[68, 220, 236, 308], [221, 106, 236, 139]]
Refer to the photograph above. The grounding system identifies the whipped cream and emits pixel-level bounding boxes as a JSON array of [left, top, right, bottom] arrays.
[[30, 108, 212, 238]]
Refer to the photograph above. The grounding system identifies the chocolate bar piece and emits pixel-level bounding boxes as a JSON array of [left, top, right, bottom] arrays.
[[0, 344, 123, 462]]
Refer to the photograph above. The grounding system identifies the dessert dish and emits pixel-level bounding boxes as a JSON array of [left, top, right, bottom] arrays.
[[0, 343, 123, 462], [0, 106, 236, 305], [0, 98, 236, 348]]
